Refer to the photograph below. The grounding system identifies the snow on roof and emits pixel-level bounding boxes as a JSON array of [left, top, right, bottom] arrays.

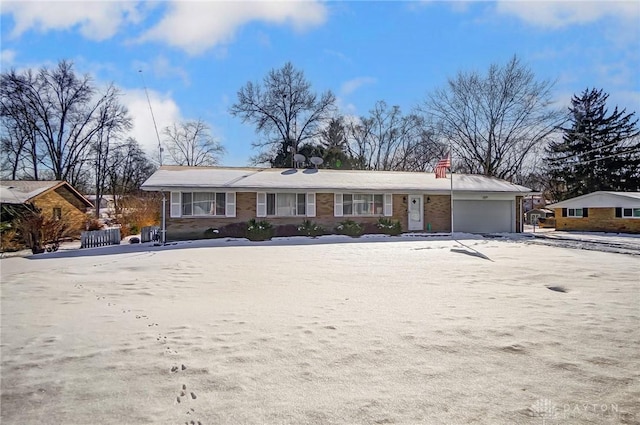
[[0, 180, 63, 204], [548, 191, 640, 208], [141, 166, 532, 193]]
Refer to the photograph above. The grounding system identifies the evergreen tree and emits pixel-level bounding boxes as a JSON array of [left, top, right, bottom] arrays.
[[547, 88, 639, 201]]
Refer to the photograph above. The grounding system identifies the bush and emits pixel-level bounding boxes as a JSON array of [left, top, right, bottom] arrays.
[[115, 194, 161, 237], [246, 219, 274, 241], [0, 227, 21, 252], [336, 219, 363, 238], [85, 218, 103, 231], [298, 219, 324, 237], [377, 217, 402, 236]]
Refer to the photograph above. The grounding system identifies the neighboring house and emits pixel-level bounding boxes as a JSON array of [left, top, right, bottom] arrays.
[[141, 166, 532, 240], [523, 194, 548, 211], [0, 180, 94, 233], [85, 194, 116, 211], [524, 208, 554, 225], [547, 191, 640, 234]]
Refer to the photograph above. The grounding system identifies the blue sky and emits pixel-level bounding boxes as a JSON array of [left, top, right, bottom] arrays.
[[2, 1, 639, 166]]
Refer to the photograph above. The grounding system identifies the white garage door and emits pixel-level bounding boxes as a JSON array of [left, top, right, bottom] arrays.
[[453, 200, 514, 233]]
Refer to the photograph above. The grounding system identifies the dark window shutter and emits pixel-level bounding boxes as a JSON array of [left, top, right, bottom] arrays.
[[615, 207, 622, 218], [562, 208, 567, 217], [583, 208, 588, 218]]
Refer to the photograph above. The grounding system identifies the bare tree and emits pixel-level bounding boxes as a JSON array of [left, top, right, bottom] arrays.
[[0, 60, 132, 187], [92, 89, 132, 217], [163, 119, 224, 166], [229, 62, 336, 167], [106, 138, 156, 215], [423, 55, 565, 181], [346, 101, 436, 171]]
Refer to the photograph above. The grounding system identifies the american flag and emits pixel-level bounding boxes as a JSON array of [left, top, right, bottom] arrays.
[[434, 156, 451, 178]]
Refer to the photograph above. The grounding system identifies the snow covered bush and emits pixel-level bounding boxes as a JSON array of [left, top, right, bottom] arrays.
[[336, 219, 363, 238], [298, 220, 324, 237], [246, 219, 274, 241], [377, 218, 402, 236]]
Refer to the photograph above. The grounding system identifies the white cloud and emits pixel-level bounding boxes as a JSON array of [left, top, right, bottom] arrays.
[[122, 89, 182, 163], [1, 49, 17, 70], [495, 0, 640, 29], [2, 1, 143, 41], [137, 1, 327, 55], [340, 77, 376, 96]]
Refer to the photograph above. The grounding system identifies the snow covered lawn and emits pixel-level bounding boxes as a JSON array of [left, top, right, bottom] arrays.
[[1, 236, 638, 424]]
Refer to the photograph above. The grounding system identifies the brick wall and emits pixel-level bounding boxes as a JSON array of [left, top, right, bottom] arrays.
[[165, 191, 430, 240], [425, 195, 451, 232], [33, 189, 88, 235], [166, 190, 533, 240], [554, 207, 640, 234]]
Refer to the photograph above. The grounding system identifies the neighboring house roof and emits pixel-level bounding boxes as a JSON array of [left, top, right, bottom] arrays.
[[0, 180, 93, 207], [526, 208, 554, 214], [548, 191, 640, 209], [141, 166, 532, 194]]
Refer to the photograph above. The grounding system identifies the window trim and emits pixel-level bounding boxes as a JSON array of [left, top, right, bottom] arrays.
[[171, 191, 234, 218], [264, 192, 308, 217], [567, 208, 583, 218], [334, 192, 393, 217], [621, 207, 640, 218]]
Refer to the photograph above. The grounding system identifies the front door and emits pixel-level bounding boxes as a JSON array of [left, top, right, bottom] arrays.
[[408, 195, 423, 231]]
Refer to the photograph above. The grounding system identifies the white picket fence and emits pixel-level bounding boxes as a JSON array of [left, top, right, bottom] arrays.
[[141, 226, 160, 243], [81, 228, 121, 249]]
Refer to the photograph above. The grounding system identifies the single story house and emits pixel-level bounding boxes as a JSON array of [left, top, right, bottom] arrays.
[[141, 166, 531, 241], [0, 180, 93, 232], [524, 208, 554, 225], [547, 191, 640, 234]]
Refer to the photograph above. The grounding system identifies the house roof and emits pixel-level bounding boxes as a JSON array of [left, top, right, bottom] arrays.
[[141, 166, 532, 194], [0, 180, 93, 207], [548, 191, 640, 209]]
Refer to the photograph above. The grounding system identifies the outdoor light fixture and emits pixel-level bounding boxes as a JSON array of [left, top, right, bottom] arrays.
[[427, 196, 431, 203]]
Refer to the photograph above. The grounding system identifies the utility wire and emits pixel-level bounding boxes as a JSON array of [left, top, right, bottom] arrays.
[[138, 70, 163, 166]]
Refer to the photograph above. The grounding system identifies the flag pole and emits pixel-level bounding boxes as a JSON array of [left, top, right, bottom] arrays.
[[450, 142, 454, 238]]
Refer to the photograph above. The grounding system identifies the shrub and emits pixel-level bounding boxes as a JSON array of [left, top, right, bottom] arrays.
[[115, 194, 161, 237], [0, 227, 21, 252], [298, 219, 324, 237], [335, 219, 363, 238], [85, 218, 103, 231], [246, 219, 274, 241], [14, 205, 74, 254], [377, 217, 402, 236]]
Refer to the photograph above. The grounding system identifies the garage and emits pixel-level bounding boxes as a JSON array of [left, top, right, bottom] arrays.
[[453, 200, 514, 233]]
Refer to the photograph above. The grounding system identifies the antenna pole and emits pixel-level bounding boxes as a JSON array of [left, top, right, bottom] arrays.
[[138, 70, 163, 166]]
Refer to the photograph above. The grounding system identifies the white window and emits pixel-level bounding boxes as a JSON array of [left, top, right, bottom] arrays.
[[341, 194, 385, 216], [265, 193, 307, 216], [622, 208, 640, 218], [567, 208, 583, 218], [181, 192, 226, 216]]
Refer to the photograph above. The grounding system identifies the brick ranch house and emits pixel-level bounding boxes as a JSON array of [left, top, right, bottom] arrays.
[[548, 191, 640, 234], [141, 166, 531, 241], [0, 180, 94, 234]]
